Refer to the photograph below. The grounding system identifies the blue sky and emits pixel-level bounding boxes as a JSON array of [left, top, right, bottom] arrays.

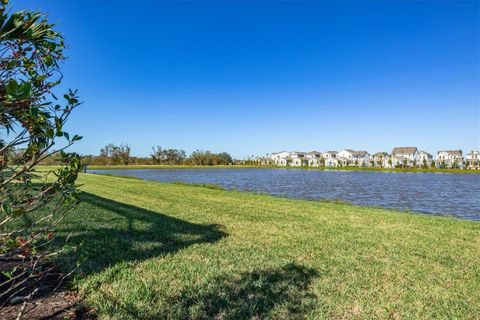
[[16, 0, 480, 158]]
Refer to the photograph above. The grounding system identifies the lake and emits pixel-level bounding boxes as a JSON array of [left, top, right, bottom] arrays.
[[89, 168, 480, 220]]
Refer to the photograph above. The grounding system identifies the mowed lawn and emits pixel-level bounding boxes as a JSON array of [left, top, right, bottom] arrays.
[[56, 173, 479, 319]]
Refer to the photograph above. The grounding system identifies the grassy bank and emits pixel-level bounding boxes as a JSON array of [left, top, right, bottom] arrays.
[[86, 164, 479, 174], [44, 173, 480, 319]]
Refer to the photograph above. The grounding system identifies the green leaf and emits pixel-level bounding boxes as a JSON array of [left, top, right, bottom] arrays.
[[46, 128, 54, 138], [55, 117, 63, 136], [1, 202, 12, 215], [72, 135, 83, 142], [44, 55, 53, 66], [30, 107, 39, 117], [5, 79, 18, 95]]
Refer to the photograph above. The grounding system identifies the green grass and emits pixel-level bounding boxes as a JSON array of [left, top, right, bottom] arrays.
[[44, 174, 480, 319], [85, 164, 480, 174]]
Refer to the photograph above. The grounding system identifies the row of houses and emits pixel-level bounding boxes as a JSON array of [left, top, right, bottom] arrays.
[[267, 147, 480, 169]]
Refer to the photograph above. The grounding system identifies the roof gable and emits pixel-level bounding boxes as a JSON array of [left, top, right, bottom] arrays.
[[392, 147, 418, 155], [419, 150, 432, 156], [437, 150, 462, 156]]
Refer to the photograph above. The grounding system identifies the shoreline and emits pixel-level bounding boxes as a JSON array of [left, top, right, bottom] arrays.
[[85, 164, 480, 174], [85, 172, 477, 221]]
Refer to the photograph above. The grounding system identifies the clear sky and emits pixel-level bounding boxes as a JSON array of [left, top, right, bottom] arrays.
[[16, 0, 480, 158]]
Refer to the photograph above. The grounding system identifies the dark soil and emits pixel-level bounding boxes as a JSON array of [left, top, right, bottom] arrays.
[[0, 259, 94, 320]]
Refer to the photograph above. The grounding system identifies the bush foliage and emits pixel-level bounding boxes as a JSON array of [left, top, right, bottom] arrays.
[[0, 0, 81, 313]]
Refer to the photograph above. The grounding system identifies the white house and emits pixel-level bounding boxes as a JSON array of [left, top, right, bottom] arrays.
[[289, 152, 307, 167], [354, 151, 370, 167], [390, 147, 419, 168], [337, 149, 370, 166], [322, 151, 337, 167], [270, 151, 290, 166], [337, 149, 355, 161], [322, 151, 337, 159], [436, 150, 463, 168], [388, 156, 413, 168], [392, 147, 419, 161], [325, 156, 349, 167], [268, 148, 471, 169], [373, 152, 388, 167], [306, 151, 323, 167], [418, 151, 433, 167], [466, 151, 480, 169], [270, 151, 307, 167]]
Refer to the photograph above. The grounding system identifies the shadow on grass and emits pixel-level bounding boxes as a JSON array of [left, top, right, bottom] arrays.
[[53, 192, 227, 274], [96, 263, 318, 319]]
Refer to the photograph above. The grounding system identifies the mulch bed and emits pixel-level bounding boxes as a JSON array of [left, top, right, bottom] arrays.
[[0, 259, 94, 320]]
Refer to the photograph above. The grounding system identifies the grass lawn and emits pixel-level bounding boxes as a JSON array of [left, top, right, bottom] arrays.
[[50, 173, 479, 319]]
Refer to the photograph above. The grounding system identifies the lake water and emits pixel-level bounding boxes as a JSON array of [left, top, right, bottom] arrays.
[[89, 168, 480, 220]]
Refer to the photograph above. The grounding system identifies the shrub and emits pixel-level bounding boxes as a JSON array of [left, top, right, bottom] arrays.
[[0, 1, 81, 315]]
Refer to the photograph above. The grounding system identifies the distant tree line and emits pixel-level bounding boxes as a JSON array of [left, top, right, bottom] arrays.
[[150, 146, 186, 165], [187, 150, 233, 166], [100, 143, 131, 165], [77, 144, 234, 166]]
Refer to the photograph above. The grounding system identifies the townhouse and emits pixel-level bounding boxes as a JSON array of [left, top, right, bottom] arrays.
[[388, 147, 419, 168], [289, 152, 307, 167], [466, 151, 480, 169], [418, 151, 433, 167], [270, 151, 290, 166], [372, 152, 388, 167], [268, 148, 476, 169], [321, 151, 339, 167], [337, 149, 370, 167], [306, 151, 323, 167], [436, 150, 463, 168]]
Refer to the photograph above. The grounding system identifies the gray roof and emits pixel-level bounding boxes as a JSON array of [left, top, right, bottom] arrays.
[[374, 152, 388, 157], [392, 147, 418, 155], [342, 149, 368, 157], [438, 150, 462, 156], [353, 150, 368, 157], [419, 150, 432, 156]]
